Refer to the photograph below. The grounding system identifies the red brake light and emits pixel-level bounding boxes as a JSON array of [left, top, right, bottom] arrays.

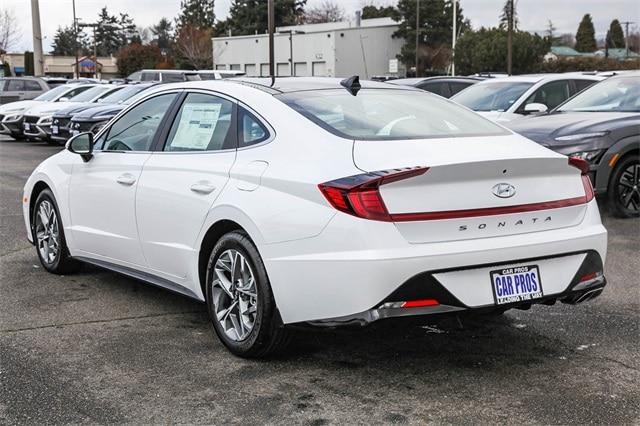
[[401, 299, 440, 308], [318, 167, 429, 221], [569, 157, 595, 203], [569, 157, 590, 175]]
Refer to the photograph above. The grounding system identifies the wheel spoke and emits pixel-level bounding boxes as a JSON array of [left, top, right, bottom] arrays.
[[213, 268, 234, 299]]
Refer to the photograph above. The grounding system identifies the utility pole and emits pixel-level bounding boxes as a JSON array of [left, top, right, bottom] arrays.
[[415, 0, 420, 77], [72, 0, 79, 78], [452, 0, 457, 76], [268, 0, 275, 81], [621, 21, 634, 58], [507, 0, 513, 75], [30, 0, 44, 76]]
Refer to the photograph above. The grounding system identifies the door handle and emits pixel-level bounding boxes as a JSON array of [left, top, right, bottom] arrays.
[[116, 174, 136, 186], [190, 182, 216, 195]]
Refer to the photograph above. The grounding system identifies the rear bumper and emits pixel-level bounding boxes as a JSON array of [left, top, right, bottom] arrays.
[[263, 200, 607, 324]]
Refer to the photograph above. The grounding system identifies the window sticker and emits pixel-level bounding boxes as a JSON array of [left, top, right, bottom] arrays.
[[170, 102, 222, 150]]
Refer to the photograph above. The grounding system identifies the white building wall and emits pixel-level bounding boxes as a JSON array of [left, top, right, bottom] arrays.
[[212, 19, 402, 78]]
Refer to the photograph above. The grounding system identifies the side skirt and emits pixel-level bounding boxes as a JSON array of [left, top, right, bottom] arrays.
[[75, 256, 202, 301]]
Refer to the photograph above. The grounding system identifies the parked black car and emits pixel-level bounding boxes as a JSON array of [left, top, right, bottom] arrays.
[[51, 83, 158, 145], [508, 74, 640, 218], [388, 76, 484, 98]]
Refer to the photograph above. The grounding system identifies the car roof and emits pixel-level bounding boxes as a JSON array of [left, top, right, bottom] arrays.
[[389, 76, 483, 86], [475, 73, 604, 85], [230, 77, 414, 94]]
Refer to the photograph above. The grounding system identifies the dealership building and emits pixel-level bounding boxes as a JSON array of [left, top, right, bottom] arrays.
[[212, 16, 404, 78]]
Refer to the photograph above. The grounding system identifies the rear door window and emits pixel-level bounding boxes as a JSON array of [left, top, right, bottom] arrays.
[[573, 79, 596, 94], [25, 80, 43, 91], [238, 107, 269, 147], [7, 80, 26, 91], [163, 93, 235, 152]]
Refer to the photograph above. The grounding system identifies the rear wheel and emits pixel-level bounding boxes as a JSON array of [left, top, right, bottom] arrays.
[[608, 154, 640, 218], [32, 189, 79, 274], [205, 231, 289, 358]]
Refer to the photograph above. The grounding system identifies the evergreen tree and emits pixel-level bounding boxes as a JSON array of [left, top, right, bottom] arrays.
[[607, 19, 625, 48], [151, 18, 174, 51], [361, 4, 400, 20], [394, 0, 468, 74], [51, 26, 89, 56], [499, 0, 518, 31], [176, 0, 215, 32], [94, 7, 122, 56], [575, 14, 597, 52], [217, 0, 306, 36]]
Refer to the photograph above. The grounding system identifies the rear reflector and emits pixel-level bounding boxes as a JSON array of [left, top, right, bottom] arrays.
[[401, 299, 440, 308]]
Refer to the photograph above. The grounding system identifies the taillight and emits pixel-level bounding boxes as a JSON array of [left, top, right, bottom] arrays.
[[318, 167, 429, 221], [568, 157, 595, 203]]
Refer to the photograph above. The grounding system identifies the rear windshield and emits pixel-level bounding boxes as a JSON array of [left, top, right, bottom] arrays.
[[557, 76, 640, 113], [452, 81, 533, 112], [278, 89, 508, 140]]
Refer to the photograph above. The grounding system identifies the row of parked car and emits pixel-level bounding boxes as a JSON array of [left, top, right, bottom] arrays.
[[1, 70, 638, 217]]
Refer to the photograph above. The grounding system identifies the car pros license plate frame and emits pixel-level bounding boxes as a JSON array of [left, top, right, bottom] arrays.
[[490, 265, 543, 305]]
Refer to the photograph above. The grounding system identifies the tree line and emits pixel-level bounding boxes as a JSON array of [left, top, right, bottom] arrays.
[[48, 0, 639, 77]]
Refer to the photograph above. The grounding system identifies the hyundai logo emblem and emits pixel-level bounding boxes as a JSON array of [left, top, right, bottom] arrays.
[[492, 183, 516, 198]]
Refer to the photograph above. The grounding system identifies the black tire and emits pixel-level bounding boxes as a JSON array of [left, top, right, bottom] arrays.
[[32, 189, 79, 274], [205, 230, 290, 358], [608, 154, 640, 218]]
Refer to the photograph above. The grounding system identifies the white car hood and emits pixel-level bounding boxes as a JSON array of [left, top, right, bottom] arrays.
[[0, 100, 44, 114], [24, 102, 70, 117]]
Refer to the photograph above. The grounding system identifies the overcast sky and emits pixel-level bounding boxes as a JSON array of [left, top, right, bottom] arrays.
[[3, 0, 639, 52]]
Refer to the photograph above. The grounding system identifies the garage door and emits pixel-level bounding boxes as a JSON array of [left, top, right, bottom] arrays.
[[312, 61, 326, 76]]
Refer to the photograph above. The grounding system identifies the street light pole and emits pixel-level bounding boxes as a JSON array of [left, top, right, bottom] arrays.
[[415, 0, 420, 77], [30, 0, 44, 76], [268, 0, 275, 81], [452, 0, 457, 76], [72, 0, 79, 78]]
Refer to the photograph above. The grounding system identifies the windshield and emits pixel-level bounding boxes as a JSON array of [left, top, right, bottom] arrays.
[[279, 89, 508, 140], [34, 85, 72, 101], [99, 85, 150, 104], [68, 85, 117, 102], [557, 76, 640, 113], [452, 81, 533, 112]]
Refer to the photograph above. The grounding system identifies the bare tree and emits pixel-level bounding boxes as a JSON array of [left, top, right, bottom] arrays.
[[0, 8, 21, 52], [174, 24, 213, 69], [305, 0, 345, 24]]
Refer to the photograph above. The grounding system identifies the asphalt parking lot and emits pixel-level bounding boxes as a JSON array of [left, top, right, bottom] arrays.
[[0, 135, 638, 425]]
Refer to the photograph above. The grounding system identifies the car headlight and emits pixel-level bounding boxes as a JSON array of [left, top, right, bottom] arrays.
[[3, 114, 23, 122], [555, 131, 609, 142], [568, 150, 605, 163]]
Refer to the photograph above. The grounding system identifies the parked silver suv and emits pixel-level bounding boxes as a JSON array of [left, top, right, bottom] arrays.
[[0, 77, 50, 104]]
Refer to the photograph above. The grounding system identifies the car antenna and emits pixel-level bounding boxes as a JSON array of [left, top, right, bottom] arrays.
[[268, 0, 276, 87], [340, 75, 361, 96]]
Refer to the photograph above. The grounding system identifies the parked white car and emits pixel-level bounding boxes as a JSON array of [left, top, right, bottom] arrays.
[[0, 84, 95, 139], [451, 74, 604, 123], [22, 84, 123, 142], [22, 78, 608, 357]]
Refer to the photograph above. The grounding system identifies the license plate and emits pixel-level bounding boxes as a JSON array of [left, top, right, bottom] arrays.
[[491, 265, 543, 305], [23, 123, 30, 131], [52, 125, 58, 134]]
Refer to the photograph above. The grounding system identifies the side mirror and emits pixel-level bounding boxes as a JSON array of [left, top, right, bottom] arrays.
[[67, 132, 94, 162], [58, 97, 70, 102], [524, 103, 548, 115]]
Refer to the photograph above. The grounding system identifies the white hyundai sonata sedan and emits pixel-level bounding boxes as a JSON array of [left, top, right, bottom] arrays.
[[22, 78, 608, 357]]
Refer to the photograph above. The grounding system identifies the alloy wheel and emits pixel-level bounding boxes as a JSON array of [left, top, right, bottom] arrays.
[[35, 200, 60, 264], [211, 249, 258, 341], [617, 162, 640, 213]]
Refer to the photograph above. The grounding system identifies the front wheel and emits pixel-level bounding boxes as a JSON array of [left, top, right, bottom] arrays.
[[205, 231, 289, 358], [608, 154, 640, 218], [32, 189, 79, 274]]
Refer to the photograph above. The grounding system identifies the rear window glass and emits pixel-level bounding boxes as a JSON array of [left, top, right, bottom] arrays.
[[278, 89, 508, 140]]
